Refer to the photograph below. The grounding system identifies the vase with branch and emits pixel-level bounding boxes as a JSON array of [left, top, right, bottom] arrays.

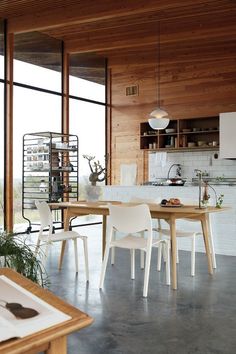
[[207, 183, 224, 208], [194, 169, 224, 209], [83, 154, 108, 186], [83, 154, 108, 201]]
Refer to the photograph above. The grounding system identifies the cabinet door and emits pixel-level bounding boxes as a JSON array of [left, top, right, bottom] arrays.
[[220, 112, 236, 159]]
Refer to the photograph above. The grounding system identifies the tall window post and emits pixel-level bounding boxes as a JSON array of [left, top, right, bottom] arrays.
[[4, 23, 14, 232]]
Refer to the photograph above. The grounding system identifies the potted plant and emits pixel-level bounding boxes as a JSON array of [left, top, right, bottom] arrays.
[[0, 232, 48, 287]]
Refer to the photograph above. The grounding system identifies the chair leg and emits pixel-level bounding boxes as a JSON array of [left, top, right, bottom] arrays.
[[82, 237, 89, 282], [143, 248, 152, 297], [140, 231, 145, 269], [140, 251, 145, 269], [157, 243, 162, 271], [35, 239, 41, 256], [73, 239, 79, 273], [111, 230, 116, 265], [99, 245, 111, 289], [43, 243, 50, 266], [111, 247, 115, 265], [131, 249, 135, 279], [191, 235, 196, 277], [165, 241, 171, 285]]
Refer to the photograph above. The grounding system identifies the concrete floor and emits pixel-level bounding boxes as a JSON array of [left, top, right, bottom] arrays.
[[40, 223, 236, 354]]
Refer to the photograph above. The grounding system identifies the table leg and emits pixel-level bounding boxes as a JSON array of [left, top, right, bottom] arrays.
[[206, 213, 217, 269], [59, 241, 67, 270], [46, 336, 67, 354], [102, 215, 107, 259], [169, 216, 177, 290], [201, 214, 213, 274]]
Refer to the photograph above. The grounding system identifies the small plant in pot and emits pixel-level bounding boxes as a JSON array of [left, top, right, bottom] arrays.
[[0, 232, 48, 287]]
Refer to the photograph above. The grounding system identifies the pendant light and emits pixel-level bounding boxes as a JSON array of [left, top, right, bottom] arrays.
[[148, 21, 170, 130]]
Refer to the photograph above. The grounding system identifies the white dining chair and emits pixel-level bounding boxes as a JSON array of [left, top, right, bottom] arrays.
[[156, 200, 216, 276], [99, 203, 170, 297], [129, 197, 216, 276], [35, 200, 89, 281]]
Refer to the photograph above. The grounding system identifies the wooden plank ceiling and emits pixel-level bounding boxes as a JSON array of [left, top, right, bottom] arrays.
[[1, 0, 236, 84]]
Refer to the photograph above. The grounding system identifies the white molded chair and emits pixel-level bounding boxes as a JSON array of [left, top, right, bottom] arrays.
[[35, 200, 89, 281], [156, 219, 200, 276], [129, 197, 216, 276], [156, 204, 216, 277], [99, 204, 170, 297]]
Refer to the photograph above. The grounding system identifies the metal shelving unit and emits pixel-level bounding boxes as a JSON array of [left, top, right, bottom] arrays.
[[22, 132, 79, 232]]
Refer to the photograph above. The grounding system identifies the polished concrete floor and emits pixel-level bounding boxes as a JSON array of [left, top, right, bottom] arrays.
[[40, 223, 236, 354]]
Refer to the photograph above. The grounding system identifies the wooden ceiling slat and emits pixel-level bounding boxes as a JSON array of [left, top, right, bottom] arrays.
[[1, 0, 236, 86], [5, 0, 234, 33], [43, 2, 236, 42], [64, 13, 236, 54]]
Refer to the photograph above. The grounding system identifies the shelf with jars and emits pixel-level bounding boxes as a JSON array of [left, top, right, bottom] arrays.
[[140, 116, 219, 152], [22, 132, 79, 232]]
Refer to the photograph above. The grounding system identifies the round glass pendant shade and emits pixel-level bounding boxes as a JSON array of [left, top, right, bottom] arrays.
[[150, 107, 169, 119], [148, 116, 170, 130]]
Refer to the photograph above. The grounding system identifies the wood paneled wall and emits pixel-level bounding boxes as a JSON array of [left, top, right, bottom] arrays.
[[108, 16, 236, 185], [3, 0, 236, 189]]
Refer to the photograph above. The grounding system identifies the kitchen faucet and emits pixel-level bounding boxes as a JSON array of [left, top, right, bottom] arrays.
[[167, 164, 182, 180]]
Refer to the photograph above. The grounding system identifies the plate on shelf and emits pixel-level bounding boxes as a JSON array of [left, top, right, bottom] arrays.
[[160, 203, 183, 208], [165, 128, 176, 134]]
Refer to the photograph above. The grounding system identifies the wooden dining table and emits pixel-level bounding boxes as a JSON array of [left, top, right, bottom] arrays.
[[0, 268, 93, 354], [50, 201, 229, 290]]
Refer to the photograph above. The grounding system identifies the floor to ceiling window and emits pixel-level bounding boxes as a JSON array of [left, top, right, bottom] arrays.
[[0, 21, 4, 230], [69, 53, 106, 223], [0, 26, 107, 232], [13, 31, 62, 232]]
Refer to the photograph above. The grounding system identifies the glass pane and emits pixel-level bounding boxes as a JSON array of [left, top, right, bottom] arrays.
[[0, 21, 4, 229], [70, 99, 105, 224], [13, 86, 61, 232], [14, 32, 62, 92], [0, 83, 3, 230], [69, 53, 106, 103], [0, 20, 4, 79]]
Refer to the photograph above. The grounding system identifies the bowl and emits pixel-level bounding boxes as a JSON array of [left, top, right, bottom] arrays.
[[182, 128, 191, 132], [166, 179, 186, 186], [188, 142, 196, 148], [197, 141, 207, 146], [165, 128, 176, 134]]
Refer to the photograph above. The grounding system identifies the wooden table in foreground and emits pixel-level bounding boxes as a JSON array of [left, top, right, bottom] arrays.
[[50, 201, 229, 290], [0, 268, 93, 354]]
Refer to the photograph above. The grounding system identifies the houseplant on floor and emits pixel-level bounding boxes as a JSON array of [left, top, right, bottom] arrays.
[[0, 232, 48, 287]]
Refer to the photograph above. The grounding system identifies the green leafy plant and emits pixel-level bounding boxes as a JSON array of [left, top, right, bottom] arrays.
[[208, 184, 224, 208], [0, 232, 48, 287], [216, 194, 224, 208]]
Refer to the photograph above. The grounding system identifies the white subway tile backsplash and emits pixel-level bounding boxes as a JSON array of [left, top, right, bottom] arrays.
[[149, 151, 236, 180]]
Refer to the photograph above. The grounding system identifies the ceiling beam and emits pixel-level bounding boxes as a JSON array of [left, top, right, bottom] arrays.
[[7, 0, 224, 33], [65, 19, 236, 54]]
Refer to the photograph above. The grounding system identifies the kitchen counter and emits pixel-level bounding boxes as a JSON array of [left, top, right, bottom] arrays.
[[143, 177, 236, 186]]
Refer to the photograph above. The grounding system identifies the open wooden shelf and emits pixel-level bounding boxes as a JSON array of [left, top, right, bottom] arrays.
[[140, 116, 219, 152]]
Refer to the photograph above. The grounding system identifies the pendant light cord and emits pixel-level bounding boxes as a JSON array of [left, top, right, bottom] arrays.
[[157, 21, 161, 107]]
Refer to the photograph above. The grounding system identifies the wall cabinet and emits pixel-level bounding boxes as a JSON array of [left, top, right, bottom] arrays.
[[140, 116, 219, 152], [22, 132, 78, 231], [220, 112, 236, 159]]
